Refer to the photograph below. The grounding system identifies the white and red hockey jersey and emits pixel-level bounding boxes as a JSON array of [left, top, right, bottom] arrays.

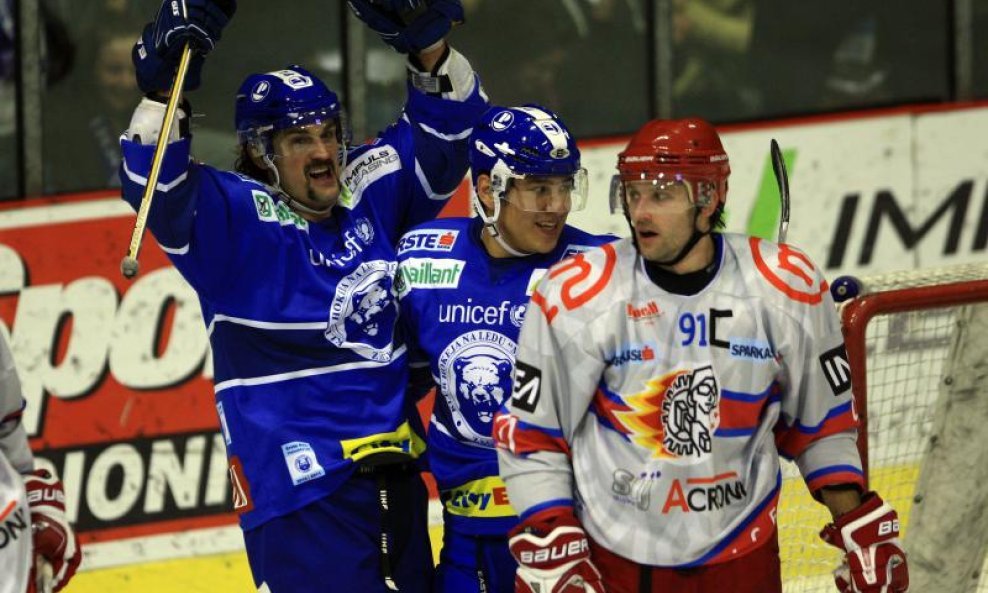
[[495, 233, 864, 568]]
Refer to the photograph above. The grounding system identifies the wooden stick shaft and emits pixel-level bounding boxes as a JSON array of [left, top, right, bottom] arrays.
[[123, 44, 193, 271]]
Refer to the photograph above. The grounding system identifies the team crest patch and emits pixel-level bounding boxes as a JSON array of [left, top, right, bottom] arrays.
[[281, 441, 325, 486], [615, 365, 720, 463], [437, 330, 517, 446], [325, 260, 399, 362]]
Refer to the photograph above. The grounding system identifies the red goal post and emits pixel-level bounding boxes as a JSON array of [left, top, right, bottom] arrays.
[[778, 262, 988, 592], [839, 263, 988, 481]]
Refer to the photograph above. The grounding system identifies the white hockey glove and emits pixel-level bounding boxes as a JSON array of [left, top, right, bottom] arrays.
[[820, 491, 909, 593], [126, 95, 190, 145], [508, 507, 605, 593], [24, 470, 81, 592]]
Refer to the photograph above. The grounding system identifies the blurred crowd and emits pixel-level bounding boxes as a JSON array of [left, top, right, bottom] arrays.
[[0, 0, 965, 199]]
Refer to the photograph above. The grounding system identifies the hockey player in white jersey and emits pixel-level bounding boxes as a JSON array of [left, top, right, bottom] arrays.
[[119, 1, 486, 591], [1, 334, 81, 593], [495, 118, 909, 593], [396, 105, 613, 593]]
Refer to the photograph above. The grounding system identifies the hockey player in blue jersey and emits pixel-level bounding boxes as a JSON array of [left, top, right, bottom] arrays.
[[118, 1, 487, 591], [395, 105, 614, 593]]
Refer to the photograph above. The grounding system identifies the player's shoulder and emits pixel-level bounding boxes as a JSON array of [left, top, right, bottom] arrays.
[[532, 238, 632, 325], [396, 217, 472, 260], [223, 174, 311, 233], [555, 225, 617, 258], [724, 233, 830, 307]]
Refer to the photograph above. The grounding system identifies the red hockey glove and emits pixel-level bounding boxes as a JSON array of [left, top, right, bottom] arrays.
[[508, 507, 605, 593], [820, 491, 908, 593], [24, 470, 82, 592]]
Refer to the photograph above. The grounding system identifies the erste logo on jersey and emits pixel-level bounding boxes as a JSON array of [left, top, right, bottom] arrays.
[[614, 365, 720, 463], [437, 330, 517, 446], [325, 260, 399, 362], [397, 229, 459, 255]]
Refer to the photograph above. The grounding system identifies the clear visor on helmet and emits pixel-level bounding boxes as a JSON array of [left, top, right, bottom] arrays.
[[503, 169, 589, 213], [608, 173, 716, 215], [276, 121, 343, 158], [243, 106, 351, 160]]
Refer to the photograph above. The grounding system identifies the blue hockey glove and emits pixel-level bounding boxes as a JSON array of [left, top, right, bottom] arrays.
[[152, 0, 237, 57], [133, 0, 237, 93], [347, 0, 463, 54]]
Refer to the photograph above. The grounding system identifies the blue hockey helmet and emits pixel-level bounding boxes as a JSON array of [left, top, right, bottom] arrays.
[[469, 105, 588, 219], [468, 105, 589, 256], [234, 65, 351, 161]]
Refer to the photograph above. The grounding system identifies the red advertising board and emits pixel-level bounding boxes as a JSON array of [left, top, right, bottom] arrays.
[[0, 187, 466, 552], [0, 191, 235, 546]]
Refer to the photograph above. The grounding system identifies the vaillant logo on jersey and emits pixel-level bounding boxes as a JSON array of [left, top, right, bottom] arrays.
[[438, 298, 518, 327], [252, 190, 308, 231], [397, 229, 459, 255], [627, 301, 661, 321], [819, 344, 852, 395], [396, 259, 465, 296], [608, 343, 657, 367], [729, 339, 776, 362], [309, 219, 373, 269]]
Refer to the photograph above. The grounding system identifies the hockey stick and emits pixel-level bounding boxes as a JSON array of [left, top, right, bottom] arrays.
[[120, 43, 193, 279], [770, 139, 790, 244], [35, 556, 54, 593]]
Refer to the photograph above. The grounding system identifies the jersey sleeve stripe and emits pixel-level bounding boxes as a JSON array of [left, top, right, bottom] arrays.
[[804, 466, 866, 492], [794, 401, 856, 434], [519, 498, 574, 521], [214, 345, 407, 393]]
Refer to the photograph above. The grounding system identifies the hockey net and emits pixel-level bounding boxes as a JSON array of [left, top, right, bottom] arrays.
[[778, 262, 988, 592]]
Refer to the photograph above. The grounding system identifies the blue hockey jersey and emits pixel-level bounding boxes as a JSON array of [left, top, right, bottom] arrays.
[[396, 217, 613, 536], [119, 82, 488, 531]]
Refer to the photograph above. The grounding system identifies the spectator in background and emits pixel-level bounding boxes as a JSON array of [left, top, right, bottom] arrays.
[[45, 17, 141, 192], [0, 0, 73, 199], [671, 0, 759, 122]]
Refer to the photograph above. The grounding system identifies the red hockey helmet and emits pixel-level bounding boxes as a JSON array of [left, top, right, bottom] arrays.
[[611, 118, 730, 214]]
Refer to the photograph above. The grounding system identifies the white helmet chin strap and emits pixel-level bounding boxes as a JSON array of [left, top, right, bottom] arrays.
[[261, 153, 334, 219], [472, 162, 534, 257]]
